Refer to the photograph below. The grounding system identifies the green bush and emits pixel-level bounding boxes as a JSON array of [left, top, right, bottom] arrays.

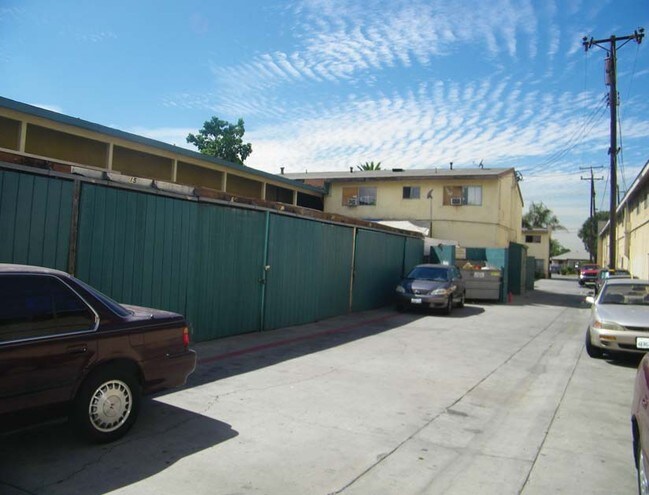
[[561, 266, 577, 275]]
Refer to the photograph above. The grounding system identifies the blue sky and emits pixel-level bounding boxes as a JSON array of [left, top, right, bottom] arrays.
[[2, 0, 648, 251]]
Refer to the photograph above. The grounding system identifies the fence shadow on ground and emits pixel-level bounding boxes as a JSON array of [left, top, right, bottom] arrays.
[[184, 310, 428, 389]]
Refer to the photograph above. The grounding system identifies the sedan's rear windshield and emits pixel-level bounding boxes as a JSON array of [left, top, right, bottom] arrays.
[[407, 267, 449, 281], [75, 278, 133, 317]]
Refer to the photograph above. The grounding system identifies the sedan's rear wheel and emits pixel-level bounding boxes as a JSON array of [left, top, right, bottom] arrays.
[[73, 366, 141, 443]]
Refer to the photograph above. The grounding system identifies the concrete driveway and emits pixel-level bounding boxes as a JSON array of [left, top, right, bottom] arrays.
[[0, 277, 639, 494]]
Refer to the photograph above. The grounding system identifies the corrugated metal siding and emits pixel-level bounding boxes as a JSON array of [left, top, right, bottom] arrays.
[[0, 169, 72, 270], [403, 237, 424, 275], [264, 216, 353, 330], [186, 204, 266, 340], [352, 230, 405, 311], [76, 184, 196, 316]]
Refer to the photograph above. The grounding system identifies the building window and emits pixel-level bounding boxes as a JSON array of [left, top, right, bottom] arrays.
[[402, 186, 420, 199], [342, 186, 377, 206], [525, 235, 541, 243], [443, 185, 482, 206]]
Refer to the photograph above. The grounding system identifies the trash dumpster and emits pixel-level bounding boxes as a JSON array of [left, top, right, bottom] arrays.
[[461, 269, 502, 301]]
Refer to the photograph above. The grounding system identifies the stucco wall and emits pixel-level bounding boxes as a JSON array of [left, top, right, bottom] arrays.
[[323, 173, 522, 248], [599, 169, 649, 278]]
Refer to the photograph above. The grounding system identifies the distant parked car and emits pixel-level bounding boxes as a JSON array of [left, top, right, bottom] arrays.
[[584, 278, 649, 358], [578, 263, 600, 286], [594, 268, 633, 294], [0, 264, 197, 442], [395, 264, 465, 315], [632, 353, 649, 494]]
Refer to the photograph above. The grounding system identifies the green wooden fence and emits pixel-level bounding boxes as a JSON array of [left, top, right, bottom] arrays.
[[0, 165, 423, 341]]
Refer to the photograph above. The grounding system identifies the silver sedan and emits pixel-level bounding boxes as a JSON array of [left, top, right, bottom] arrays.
[[585, 278, 649, 358]]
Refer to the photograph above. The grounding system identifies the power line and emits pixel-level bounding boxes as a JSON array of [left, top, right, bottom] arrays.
[[529, 95, 608, 171]]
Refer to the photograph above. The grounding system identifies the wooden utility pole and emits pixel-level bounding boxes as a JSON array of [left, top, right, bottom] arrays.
[[580, 166, 603, 262], [583, 28, 644, 269]]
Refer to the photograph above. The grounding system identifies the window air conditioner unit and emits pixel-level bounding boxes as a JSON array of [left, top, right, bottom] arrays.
[[450, 197, 463, 206], [347, 197, 358, 206]]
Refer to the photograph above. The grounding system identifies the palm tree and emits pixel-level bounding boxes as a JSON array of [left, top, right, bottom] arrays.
[[522, 202, 566, 231], [357, 161, 382, 171]]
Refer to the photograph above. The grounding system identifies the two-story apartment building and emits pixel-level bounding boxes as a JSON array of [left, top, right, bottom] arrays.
[[0, 97, 324, 209], [599, 159, 649, 279], [522, 227, 551, 277], [285, 168, 524, 248]]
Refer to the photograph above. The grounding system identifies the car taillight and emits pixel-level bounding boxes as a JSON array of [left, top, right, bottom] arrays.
[[182, 326, 190, 349]]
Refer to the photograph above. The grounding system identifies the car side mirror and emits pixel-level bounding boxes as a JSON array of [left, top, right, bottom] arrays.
[[585, 296, 595, 305]]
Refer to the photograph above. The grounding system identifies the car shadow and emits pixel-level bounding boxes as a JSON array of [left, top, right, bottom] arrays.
[[401, 304, 486, 318], [510, 289, 589, 309], [0, 400, 237, 495], [602, 352, 644, 369]]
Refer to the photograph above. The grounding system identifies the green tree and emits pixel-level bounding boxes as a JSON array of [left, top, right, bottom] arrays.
[[550, 238, 570, 257], [522, 202, 566, 231], [357, 161, 382, 171], [578, 211, 609, 261], [186, 116, 252, 165]]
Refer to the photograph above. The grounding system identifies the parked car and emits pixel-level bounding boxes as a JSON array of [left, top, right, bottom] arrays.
[[584, 278, 649, 358], [395, 264, 465, 315], [0, 264, 197, 442], [632, 353, 649, 494], [578, 263, 600, 286], [594, 268, 633, 294]]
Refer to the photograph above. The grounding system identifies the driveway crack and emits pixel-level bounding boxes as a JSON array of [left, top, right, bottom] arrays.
[[328, 308, 570, 495]]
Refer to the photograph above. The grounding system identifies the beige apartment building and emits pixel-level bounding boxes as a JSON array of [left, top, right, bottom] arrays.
[[522, 228, 551, 277], [285, 168, 524, 248], [599, 160, 649, 279]]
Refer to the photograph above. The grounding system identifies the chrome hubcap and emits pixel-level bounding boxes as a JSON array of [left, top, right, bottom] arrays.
[[88, 380, 132, 432]]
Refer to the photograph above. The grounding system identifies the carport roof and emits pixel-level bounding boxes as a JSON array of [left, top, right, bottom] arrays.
[[0, 96, 323, 195]]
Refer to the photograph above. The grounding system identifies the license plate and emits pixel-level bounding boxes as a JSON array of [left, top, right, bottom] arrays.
[[411, 298, 422, 304], [637, 337, 649, 349]]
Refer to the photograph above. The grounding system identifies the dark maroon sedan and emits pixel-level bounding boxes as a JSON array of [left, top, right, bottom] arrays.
[[0, 264, 196, 443], [632, 353, 649, 493]]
